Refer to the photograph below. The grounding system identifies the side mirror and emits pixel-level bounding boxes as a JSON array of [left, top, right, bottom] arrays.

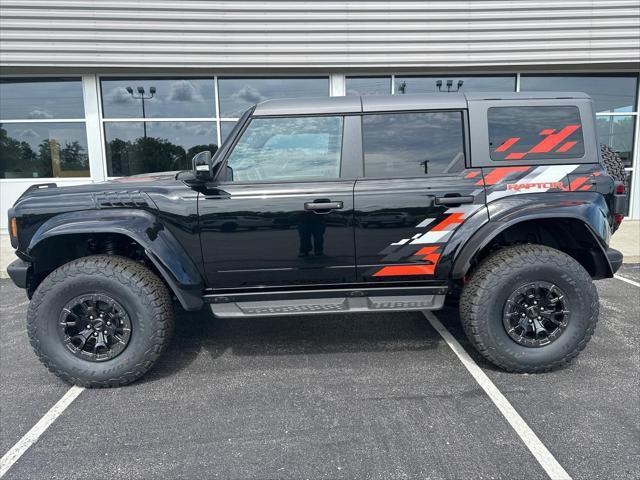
[[192, 151, 213, 181]]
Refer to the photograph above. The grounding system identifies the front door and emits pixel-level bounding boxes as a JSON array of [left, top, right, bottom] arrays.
[[199, 114, 357, 289], [354, 110, 486, 284]]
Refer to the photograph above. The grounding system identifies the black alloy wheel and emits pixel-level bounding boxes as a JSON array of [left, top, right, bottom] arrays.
[[58, 293, 132, 362], [502, 281, 570, 347]]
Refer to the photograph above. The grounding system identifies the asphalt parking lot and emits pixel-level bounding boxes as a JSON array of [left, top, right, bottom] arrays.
[[1, 266, 639, 480]]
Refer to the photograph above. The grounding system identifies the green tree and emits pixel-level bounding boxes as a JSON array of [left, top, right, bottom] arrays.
[[60, 140, 89, 171], [130, 136, 187, 174], [36, 139, 55, 177], [0, 127, 40, 178], [106, 138, 132, 176], [187, 144, 218, 161]]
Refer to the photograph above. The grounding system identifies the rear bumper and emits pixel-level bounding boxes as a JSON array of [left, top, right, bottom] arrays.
[[606, 247, 623, 274], [7, 258, 31, 289]]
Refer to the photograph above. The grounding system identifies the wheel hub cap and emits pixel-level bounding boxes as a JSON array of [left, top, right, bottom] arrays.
[[58, 294, 132, 362], [502, 281, 570, 348]]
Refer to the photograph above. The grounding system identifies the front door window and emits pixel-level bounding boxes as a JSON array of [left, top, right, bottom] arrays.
[[225, 116, 343, 182]]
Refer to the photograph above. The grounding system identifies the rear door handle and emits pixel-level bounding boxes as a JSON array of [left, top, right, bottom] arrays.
[[304, 201, 343, 212], [435, 195, 474, 206]]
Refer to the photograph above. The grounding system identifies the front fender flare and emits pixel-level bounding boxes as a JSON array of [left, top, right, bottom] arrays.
[[28, 209, 204, 310]]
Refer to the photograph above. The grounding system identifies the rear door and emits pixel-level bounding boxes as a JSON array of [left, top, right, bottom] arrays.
[[354, 109, 486, 284], [199, 114, 360, 289]]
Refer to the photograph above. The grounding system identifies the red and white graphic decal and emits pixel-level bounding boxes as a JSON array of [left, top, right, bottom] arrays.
[[370, 203, 484, 278], [478, 166, 530, 186], [368, 163, 603, 278], [373, 246, 441, 277], [484, 165, 580, 202], [495, 125, 581, 160], [506, 182, 564, 191]]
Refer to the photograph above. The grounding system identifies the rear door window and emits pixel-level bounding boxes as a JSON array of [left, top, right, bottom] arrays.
[[488, 106, 584, 161], [362, 111, 465, 177]]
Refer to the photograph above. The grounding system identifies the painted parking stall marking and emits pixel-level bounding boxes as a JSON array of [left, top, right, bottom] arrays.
[[423, 311, 572, 480], [0, 386, 85, 478], [614, 274, 640, 288]]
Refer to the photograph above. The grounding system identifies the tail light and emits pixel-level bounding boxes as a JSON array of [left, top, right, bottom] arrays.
[[614, 214, 624, 227], [613, 181, 626, 229]]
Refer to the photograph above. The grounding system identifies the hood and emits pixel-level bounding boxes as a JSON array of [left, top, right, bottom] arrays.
[[10, 171, 186, 218], [15, 171, 180, 201]]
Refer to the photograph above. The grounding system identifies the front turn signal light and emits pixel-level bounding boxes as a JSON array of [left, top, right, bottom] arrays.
[[9, 217, 18, 238]]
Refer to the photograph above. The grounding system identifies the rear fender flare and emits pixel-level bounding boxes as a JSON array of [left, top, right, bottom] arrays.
[[28, 209, 204, 310], [451, 193, 613, 280]]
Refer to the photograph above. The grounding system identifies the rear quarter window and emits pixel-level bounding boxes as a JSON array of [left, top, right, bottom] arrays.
[[488, 106, 584, 161]]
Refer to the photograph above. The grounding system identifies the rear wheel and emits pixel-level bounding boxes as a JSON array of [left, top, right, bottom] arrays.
[[460, 244, 598, 373], [27, 255, 174, 387]]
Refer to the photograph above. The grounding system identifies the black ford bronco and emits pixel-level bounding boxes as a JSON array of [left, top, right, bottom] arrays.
[[7, 92, 628, 387]]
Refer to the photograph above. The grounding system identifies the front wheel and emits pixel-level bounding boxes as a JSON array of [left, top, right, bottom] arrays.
[[27, 255, 174, 387], [460, 244, 598, 373]]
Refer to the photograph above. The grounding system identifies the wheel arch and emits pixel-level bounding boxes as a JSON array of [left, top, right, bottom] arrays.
[[26, 209, 204, 311], [452, 212, 613, 281]]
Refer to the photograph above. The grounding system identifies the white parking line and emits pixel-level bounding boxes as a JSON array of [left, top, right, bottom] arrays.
[[0, 386, 84, 478], [423, 311, 572, 480], [614, 274, 640, 288]]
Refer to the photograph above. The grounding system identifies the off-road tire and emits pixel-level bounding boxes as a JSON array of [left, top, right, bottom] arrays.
[[600, 143, 627, 184], [27, 255, 174, 387], [460, 244, 598, 373], [600, 143, 627, 233]]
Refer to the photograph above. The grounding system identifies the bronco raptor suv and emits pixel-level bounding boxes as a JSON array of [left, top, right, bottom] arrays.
[[7, 92, 628, 387]]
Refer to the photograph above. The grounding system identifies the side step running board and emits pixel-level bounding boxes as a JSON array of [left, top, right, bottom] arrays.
[[206, 287, 446, 318]]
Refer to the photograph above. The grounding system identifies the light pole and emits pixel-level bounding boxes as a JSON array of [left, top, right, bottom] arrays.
[[436, 80, 464, 92], [126, 86, 156, 137]]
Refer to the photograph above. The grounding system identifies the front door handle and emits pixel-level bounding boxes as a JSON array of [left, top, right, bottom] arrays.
[[304, 200, 343, 212], [435, 195, 474, 206]]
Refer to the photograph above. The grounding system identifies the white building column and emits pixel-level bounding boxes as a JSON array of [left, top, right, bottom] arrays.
[[330, 73, 346, 96], [82, 74, 106, 182], [630, 109, 640, 219]]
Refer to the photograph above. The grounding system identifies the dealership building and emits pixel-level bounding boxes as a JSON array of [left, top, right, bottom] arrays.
[[1, 0, 639, 230]]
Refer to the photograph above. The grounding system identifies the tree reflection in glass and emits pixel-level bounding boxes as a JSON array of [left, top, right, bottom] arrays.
[[0, 124, 89, 178], [104, 121, 217, 176]]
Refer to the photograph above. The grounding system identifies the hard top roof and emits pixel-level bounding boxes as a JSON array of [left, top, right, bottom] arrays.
[[251, 92, 591, 116]]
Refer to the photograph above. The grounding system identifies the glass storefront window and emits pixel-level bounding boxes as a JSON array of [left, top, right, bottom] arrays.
[[346, 76, 391, 96], [0, 122, 89, 178], [218, 77, 329, 117], [597, 116, 636, 168], [520, 74, 639, 113], [0, 78, 85, 120], [0, 78, 89, 178], [104, 121, 217, 176], [622, 172, 632, 215], [101, 78, 215, 119], [394, 75, 516, 94]]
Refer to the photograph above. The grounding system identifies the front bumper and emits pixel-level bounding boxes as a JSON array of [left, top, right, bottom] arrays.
[[7, 258, 31, 289], [606, 247, 623, 274]]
